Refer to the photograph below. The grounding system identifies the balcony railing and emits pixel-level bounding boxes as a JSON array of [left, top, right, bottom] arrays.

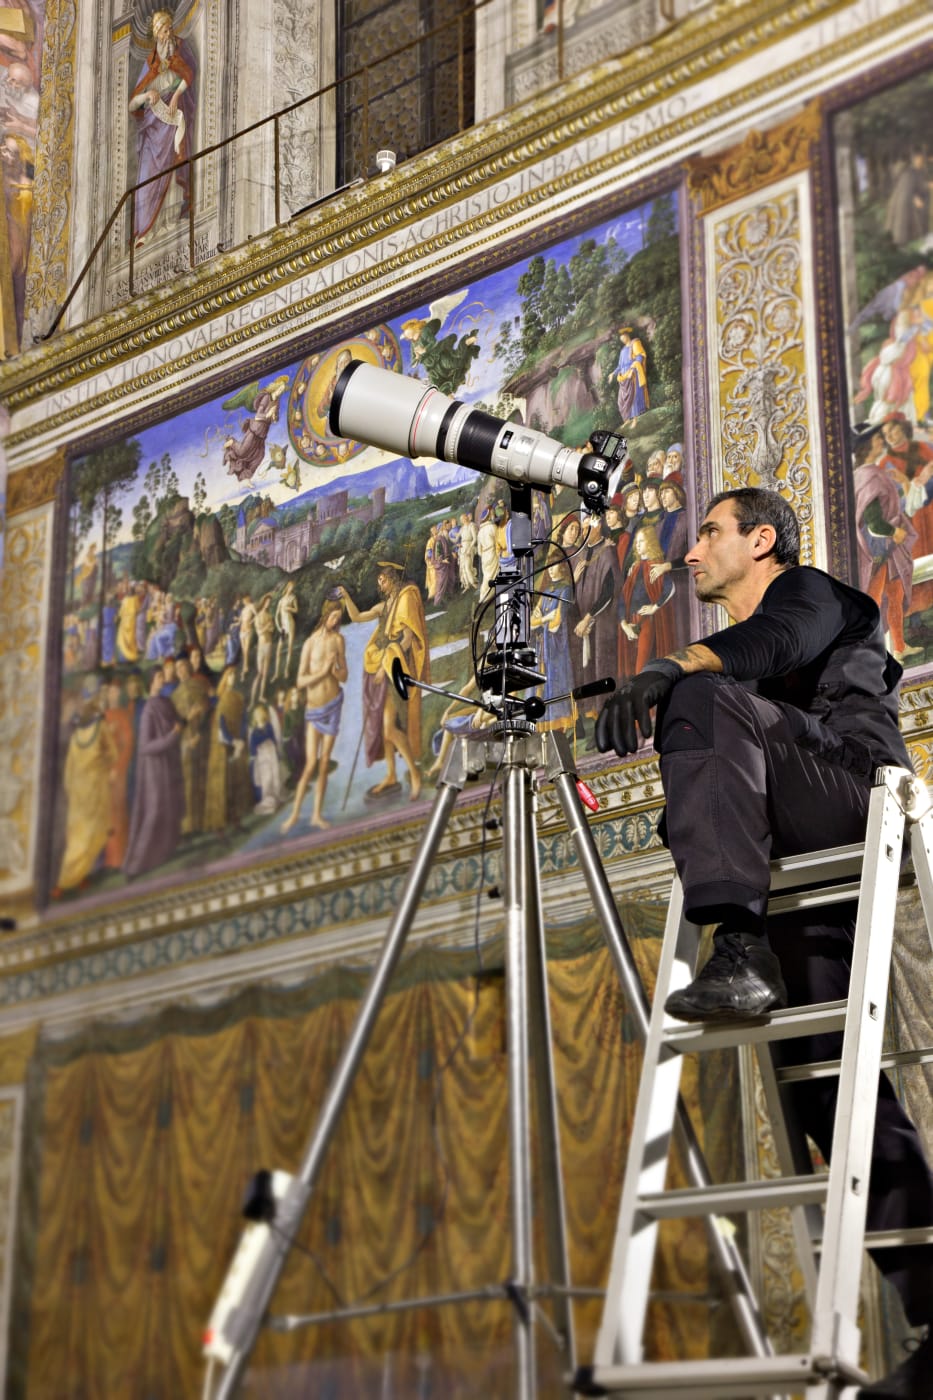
[[36, 0, 612, 343]]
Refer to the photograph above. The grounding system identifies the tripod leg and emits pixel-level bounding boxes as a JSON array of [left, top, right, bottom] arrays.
[[501, 745, 540, 1400], [515, 751, 578, 1382], [206, 739, 477, 1400], [545, 732, 773, 1362]]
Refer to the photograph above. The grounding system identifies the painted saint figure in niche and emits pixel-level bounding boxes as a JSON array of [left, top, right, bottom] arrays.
[[0, 1, 42, 350], [128, 8, 197, 248], [1, 132, 32, 336]]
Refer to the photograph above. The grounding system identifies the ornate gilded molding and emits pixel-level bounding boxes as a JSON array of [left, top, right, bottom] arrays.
[[0, 0, 928, 435], [7, 450, 66, 517], [686, 100, 823, 214], [22, 0, 78, 347]]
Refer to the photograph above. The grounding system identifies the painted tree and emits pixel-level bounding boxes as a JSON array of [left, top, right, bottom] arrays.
[[70, 439, 143, 665], [517, 254, 547, 359], [540, 258, 574, 336], [193, 471, 208, 515]]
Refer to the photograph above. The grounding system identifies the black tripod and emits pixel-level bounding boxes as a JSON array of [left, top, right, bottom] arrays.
[[203, 503, 774, 1399]]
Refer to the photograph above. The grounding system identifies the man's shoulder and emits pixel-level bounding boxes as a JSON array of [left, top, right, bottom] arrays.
[[766, 564, 878, 624], [764, 565, 846, 603]]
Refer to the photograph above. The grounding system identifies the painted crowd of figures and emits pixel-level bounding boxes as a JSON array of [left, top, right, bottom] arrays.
[[54, 436, 690, 897], [532, 444, 687, 730]]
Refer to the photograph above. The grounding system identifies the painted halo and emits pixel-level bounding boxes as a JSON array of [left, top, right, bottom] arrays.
[[287, 326, 403, 467]]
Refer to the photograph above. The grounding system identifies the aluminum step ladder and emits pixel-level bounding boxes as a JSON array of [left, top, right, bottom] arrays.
[[575, 765, 933, 1399]]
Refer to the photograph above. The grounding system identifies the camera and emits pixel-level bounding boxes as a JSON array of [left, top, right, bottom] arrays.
[[329, 360, 627, 513]]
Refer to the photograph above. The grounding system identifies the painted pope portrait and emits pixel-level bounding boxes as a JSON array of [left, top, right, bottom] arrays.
[[128, 7, 197, 248]]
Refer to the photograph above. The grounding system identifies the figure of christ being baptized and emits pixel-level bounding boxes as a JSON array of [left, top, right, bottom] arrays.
[[281, 600, 348, 832]]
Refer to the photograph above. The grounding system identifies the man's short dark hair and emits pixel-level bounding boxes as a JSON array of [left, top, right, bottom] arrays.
[[706, 487, 800, 566]]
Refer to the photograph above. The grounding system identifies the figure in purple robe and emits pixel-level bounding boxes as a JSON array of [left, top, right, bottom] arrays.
[[123, 666, 184, 877], [221, 377, 290, 481], [128, 12, 197, 246], [431, 526, 456, 605]]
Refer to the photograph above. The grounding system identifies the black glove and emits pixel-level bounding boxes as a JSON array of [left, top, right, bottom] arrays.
[[594, 659, 683, 756]]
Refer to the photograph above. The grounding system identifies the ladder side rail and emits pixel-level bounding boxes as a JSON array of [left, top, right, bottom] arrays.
[[593, 878, 697, 1367], [810, 772, 907, 1370]]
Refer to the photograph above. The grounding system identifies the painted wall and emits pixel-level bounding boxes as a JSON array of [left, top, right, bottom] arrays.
[[0, 5, 932, 1394]]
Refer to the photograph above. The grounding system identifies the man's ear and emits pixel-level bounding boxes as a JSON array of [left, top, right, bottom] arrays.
[[751, 524, 777, 559]]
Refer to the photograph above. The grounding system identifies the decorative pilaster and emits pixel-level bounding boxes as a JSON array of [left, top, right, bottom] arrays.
[[687, 104, 825, 567], [0, 512, 50, 902], [23, 0, 78, 346]]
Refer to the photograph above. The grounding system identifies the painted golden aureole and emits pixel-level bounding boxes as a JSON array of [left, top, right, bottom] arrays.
[[46, 191, 687, 907]]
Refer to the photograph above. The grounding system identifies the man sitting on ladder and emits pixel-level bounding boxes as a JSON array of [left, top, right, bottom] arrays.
[[595, 486, 933, 1400]]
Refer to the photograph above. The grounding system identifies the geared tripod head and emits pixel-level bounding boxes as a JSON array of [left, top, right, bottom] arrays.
[[391, 482, 614, 734]]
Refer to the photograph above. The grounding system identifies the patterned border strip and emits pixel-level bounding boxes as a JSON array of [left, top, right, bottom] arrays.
[[0, 807, 668, 1007]]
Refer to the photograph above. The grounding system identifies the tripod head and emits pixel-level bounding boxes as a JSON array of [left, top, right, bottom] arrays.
[[392, 483, 615, 734]]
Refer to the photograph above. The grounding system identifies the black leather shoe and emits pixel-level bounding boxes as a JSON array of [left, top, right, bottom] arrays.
[[664, 933, 788, 1022], [859, 1330, 933, 1398]]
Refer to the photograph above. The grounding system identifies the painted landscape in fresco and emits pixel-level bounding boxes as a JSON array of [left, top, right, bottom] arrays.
[[48, 190, 687, 905], [839, 63, 933, 669]]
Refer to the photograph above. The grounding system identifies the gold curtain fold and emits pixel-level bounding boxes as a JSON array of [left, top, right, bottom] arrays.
[[13, 909, 741, 1399]]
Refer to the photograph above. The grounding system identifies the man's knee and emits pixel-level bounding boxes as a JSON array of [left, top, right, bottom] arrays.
[[657, 673, 728, 752]]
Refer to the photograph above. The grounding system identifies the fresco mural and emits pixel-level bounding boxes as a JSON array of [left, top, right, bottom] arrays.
[[48, 189, 687, 905], [0, 0, 44, 351], [839, 63, 933, 670]]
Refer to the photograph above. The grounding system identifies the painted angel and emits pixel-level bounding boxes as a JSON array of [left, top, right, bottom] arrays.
[[263, 443, 303, 492], [400, 289, 482, 395], [222, 375, 290, 481]]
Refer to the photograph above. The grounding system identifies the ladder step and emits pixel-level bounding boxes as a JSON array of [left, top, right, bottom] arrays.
[[767, 841, 866, 889], [638, 1173, 828, 1219], [662, 1000, 848, 1054], [574, 1354, 865, 1397], [823, 1223, 933, 1251], [778, 1042, 933, 1082]]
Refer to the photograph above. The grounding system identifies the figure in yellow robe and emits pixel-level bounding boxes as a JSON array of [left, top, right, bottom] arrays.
[[56, 699, 117, 893], [339, 562, 429, 802], [116, 589, 140, 662]]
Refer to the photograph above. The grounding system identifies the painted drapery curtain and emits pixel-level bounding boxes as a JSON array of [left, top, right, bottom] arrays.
[[10, 908, 744, 1398]]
